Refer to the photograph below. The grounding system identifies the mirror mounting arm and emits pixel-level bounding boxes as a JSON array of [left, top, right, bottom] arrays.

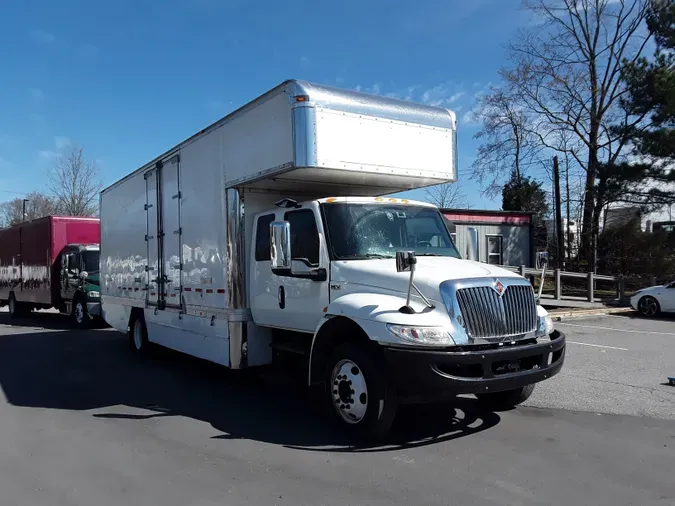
[[397, 251, 435, 314]]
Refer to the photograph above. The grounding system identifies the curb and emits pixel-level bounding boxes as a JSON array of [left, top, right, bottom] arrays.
[[548, 306, 635, 322]]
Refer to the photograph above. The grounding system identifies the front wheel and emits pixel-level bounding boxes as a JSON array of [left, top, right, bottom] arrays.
[[72, 299, 89, 328], [638, 296, 660, 317], [324, 342, 397, 440], [475, 384, 535, 410]]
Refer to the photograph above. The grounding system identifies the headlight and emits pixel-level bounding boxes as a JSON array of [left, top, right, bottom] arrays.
[[387, 324, 454, 346], [87, 291, 100, 299], [538, 315, 554, 335]]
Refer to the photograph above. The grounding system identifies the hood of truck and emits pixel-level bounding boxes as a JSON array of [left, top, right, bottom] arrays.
[[331, 257, 522, 301]]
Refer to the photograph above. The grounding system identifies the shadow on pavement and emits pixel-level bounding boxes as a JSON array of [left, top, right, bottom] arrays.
[[0, 311, 109, 331], [0, 319, 501, 452]]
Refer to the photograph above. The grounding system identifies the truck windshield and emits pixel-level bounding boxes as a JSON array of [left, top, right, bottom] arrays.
[[321, 203, 460, 260], [82, 251, 100, 273]]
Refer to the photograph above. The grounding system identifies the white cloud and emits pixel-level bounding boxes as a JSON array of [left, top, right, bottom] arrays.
[[29, 29, 55, 43], [419, 82, 467, 107], [54, 136, 71, 149], [448, 92, 466, 103], [300, 56, 310, 66], [461, 110, 478, 126], [29, 88, 45, 103], [39, 150, 60, 159], [335, 77, 345, 84]]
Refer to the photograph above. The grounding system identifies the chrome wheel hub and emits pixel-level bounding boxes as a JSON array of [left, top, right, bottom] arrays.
[[330, 359, 368, 424]]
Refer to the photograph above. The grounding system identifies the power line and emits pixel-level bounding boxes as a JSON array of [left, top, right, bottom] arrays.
[[0, 189, 27, 196]]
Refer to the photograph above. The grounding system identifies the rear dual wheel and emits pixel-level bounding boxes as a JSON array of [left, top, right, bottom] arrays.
[[129, 313, 151, 356]]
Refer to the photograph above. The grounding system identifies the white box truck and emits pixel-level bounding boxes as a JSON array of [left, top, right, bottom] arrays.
[[100, 80, 565, 438]]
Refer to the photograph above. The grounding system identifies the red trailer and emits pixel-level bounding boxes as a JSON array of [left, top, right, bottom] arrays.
[[0, 216, 101, 326]]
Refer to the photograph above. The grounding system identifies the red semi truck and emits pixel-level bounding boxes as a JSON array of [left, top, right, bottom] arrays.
[[0, 216, 101, 327]]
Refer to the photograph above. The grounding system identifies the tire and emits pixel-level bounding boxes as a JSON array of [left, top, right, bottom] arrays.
[[476, 383, 535, 410], [129, 313, 151, 356], [638, 295, 660, 317], [8, 293, 24, 319], [72, 297, 90, 329], [324, 341, 397, 440]]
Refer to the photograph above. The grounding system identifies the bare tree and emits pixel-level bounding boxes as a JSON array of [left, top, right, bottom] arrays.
[[424, 183, 469, 209], [48, 146, 103, 216], [470, 87, 545, 198], [499, 0, 651, 269], [0, 191, 61, 227]]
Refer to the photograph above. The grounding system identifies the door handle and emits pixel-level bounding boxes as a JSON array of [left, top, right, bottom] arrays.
[[278, 285, 285, 309]]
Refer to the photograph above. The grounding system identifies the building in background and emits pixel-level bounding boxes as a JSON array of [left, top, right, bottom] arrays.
[[602, 203, 675, 233], [441, 209, 534, 267], [544, 217, 579, 259]]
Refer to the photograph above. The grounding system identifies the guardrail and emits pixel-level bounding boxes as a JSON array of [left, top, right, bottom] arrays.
[[499, 265, 625, 303]]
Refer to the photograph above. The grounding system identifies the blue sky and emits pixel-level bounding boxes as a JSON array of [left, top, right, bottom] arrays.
[[1, 0, 533, 208]]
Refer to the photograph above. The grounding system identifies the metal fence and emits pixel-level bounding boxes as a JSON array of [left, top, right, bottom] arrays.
[[498, 265, 626, 303]]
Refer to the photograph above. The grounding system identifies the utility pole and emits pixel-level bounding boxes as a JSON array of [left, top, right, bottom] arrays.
[[565, 157, 572, 264], [22, 199, 29, 222], [553, 156, 564, 269]]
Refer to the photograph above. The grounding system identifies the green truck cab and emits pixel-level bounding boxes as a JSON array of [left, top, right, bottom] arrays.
[[59, 244, 101, 327]]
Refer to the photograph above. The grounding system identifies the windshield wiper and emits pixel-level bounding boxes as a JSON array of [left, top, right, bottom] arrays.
[[414, 253, 444, 256], [338, 253, 393, 260]]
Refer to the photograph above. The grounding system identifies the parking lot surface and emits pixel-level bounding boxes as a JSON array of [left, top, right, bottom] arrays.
[[0, 309, 673, 505]]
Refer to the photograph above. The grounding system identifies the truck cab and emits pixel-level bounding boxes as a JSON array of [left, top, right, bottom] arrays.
[[249, 196, 564, 436], [59, 244, 101, 327]]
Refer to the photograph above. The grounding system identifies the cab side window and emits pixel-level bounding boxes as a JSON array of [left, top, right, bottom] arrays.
[[284, 209, 320, 267], [255, 214, 275, 261], [67, 253, 79, 273]]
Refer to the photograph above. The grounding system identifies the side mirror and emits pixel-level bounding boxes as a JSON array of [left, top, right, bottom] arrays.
[[466, 227, 479, 262], [270, 221, 292, 272], [396, 251, 416, 272], [79, 271, 89, 280]]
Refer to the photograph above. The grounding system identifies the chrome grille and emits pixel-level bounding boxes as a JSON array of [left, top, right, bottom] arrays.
[[456, 284, 537, 339]]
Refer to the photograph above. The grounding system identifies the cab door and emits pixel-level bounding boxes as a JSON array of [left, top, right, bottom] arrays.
[[60, 248, 80, 301], [251, 205, 330, 333]]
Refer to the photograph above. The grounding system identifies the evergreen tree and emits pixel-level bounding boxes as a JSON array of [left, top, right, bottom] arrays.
[[600, 0, 675, 210], [502, 171, 549, 226]]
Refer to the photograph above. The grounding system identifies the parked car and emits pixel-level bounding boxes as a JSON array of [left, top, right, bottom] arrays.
[[630, 281, 675, 316]]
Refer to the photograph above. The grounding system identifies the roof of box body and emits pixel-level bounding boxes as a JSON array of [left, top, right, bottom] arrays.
[[102, 79, 457, 194]]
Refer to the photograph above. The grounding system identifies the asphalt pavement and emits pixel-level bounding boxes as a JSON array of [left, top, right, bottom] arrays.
[[0, 309, 673, 505]]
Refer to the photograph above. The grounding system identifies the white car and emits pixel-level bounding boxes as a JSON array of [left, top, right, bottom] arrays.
[[630, 281, 675, 316]]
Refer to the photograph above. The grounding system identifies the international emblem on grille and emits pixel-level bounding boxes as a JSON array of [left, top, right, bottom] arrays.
[[493, 279, 505, 296]]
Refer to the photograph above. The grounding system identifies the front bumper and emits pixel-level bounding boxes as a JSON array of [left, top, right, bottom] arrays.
[[86, 301, 101, 317], [382, 330, 566, 404]]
